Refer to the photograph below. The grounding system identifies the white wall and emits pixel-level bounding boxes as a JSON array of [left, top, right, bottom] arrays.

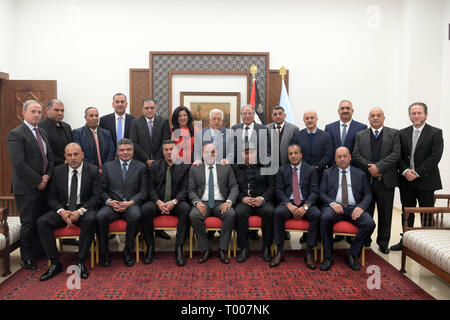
[[0, 0, 16, 72], [5, 0, 449, 192]]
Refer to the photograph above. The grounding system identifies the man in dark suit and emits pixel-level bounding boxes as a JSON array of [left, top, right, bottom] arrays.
[[266, 106, 298, 168], [271, 144, 321, 269], [39, 99, 73, 167], [96, 139, 148, 267], [141, 140, 191, 266], [7, 100, 54, 270], [37, 143, 101, 281], [233, 144, 275, 263], [319, 147, 375, 271], [129, 97, 171, 167], [353, 108, 400, 254], [390, 102, 444, 251], [193, 108, 234, 165], [189, 143, 239, 264], [73, 107, 115, 172], [99, 93, 135, 151]]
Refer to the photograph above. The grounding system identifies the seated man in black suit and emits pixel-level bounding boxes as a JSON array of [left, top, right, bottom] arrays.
[[271, 144, 321, 269], [141, 140, 191, 266], [319, 147, 375, 271], [96, 138, 148, 267], [37, 143, 101, 281], [233, 144, 275, 263]]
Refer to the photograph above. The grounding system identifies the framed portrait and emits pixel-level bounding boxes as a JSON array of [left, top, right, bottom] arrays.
[[180, 91, 241, 129]]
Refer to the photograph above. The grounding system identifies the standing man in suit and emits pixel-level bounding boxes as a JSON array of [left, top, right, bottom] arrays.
[[189, 143, 239, 264], [319, 147, 375, 271], [193, 108, 234, 165], [129, 97, 171, 167], [266, 106, 298, 168], [72, 107, 115, 172], [141, 140, 191, 266], [99, 93, 135, 152], [390, 102, 444, 251], [37, 143, 101, 281], [39, 99, 73, 167], [7, 100, 54, 270], [353, 108, 400, 253], [96, 139, 148, 267], [233, 144, 275, 263], [270, 144, 321, 269]]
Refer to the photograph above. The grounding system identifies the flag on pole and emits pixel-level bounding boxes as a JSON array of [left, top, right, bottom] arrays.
[[249, 78, 263, 124], [279, 79, 295, 125]]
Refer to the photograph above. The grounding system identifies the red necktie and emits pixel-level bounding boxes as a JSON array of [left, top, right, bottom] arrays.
[[292, 166, 302, 206], [92, 129, 103, 167], [34, 127, 47, 172]]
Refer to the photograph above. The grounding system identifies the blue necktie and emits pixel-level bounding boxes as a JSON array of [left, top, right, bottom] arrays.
[[341, 124, 347, 145], [122, 162, 128, 181], [117, 116, 123, 143], [374, 130, 379, 138], [208, 166, 215, 208]]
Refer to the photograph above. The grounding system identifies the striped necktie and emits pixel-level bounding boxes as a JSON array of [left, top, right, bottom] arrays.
[[33, 127, 47, 172]]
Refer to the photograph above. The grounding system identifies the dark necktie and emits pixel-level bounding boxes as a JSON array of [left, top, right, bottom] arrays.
[[33, 127, 47, 172], [276, 125, 281, 135], [308, 132, 314, 151], [292, 166, 302, 206], [69, 169, 78, 211], [122, 162, 128, 181], [374, 130, 379, 138], [208, 166, 215, 208], [341, 124, 347, 145], [410, 129, 419, 170], [341, 169, 348, 208], [164, 166, 172, 202]]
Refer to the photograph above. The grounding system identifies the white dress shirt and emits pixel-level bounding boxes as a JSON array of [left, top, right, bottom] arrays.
[[24, 120, 47, 154], [201, 163, 224, 202], [57, 162, 86, 214], [335, 167, 356, 206], [289, 162, 304, 201]]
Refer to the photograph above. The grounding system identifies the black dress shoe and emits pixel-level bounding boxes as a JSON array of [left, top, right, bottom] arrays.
[[262, 246, 271, 262], [379, 246, 390, 254], [198, 250, 210, 264], [365, 239, 372, 247], [21, 259, 37, 270], [333, 235, 344, 243], [100, 256, 111, 267], [299, 233, 308, 244], [144, 246, 154, 264], [155, 230, 171, 240], [270, 252, 285, 268], [390, 240, 402, 251], [175, 246, 185, 266], [304, 253, 316, 270], [219, 249, 230, 264], [249, 230, 259, 241], [39, 263, 63, 281], [77, 262, 89, 279], [345, 253, 361, 271], [320, 258, 334, 271], [123, 252, 135, 267], [237, 248, 249, 263], [284, 232, 290, 240]]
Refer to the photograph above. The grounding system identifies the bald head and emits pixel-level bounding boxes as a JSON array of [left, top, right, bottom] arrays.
[[303, 110, 318, 131], [335, 146, 351, 169], [368, 107, 385, 129], [65, 143, 84, 169]]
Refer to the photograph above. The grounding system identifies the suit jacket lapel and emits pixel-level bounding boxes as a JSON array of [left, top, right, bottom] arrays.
[[62, 164, 69, 203], [125, 160, 137, 183], [22, 123, 41, 151], [80, 163, 88, 198], [414, 124, 428, 152]]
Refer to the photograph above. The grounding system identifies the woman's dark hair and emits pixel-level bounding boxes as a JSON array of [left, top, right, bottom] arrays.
[[171, 106, 194, 137]]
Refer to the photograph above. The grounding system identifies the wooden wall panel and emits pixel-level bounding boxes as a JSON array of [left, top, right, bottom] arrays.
[[129, 68, 149, 118], [267, 69, 289, 122]]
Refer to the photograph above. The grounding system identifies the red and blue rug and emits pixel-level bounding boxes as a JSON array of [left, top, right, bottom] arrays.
[[0, 249, 434, 300]]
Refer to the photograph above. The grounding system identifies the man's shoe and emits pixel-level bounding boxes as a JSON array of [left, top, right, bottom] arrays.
[[198, 250, 210, 264], [269, 252, 285, 268], [333, 235, 343, 243], [379, 246, 390, 254], [365, 238, 372, 247], [155, 230, 171, 240], [320, 258, 334, 271], [175, 246, 186, 266], [124, 251, 135, 267], [219, 249, 230, 264], [345, 253, 361, 271], [285, 232, 290, 240], [237, 248, 249, 263], [262, 246, 271, 262], [249, 230, 259, 241], [299, 233, 308, 244], [390, 240, 402, 251], [77, 262, 89, 279], [304, 253, 316, 270], [100, 256, 111, 267], [39, 262, 62, 281], [21, 259, 37, 270], [144, 246, 154, 264]]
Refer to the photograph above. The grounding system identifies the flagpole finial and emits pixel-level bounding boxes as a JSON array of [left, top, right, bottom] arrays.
[[250, 64, 258, 80], [280, 65, 287, 81]]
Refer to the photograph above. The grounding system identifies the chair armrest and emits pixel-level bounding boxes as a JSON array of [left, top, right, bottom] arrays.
[[0, 207, 9, 238], [434, 194, 450, 207], [403, 207, 450, 232]]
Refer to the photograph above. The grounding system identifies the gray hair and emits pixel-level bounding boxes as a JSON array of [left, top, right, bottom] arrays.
[[209, 108, 224, 119], [241, 105, 255, 114], [47, 99, 64, 109], [339, 100, 353, 107], [117, 138, 134, 148], [84, 107, 98, 116], [22, 100, 42, 111]]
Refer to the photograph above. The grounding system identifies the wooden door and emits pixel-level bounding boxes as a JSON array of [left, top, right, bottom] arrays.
[[0, 79, 57, 195]]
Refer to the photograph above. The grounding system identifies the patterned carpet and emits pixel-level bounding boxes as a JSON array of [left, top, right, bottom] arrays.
[[0, 249, 434, 300]]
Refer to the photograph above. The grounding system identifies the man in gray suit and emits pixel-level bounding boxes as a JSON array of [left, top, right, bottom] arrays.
[[352, 108, 400, 254], [189, 143, 239, 264], [96, 139, 148, 267]]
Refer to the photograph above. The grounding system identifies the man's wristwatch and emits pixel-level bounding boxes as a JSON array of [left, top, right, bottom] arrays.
[[303, 204, 309, 211], [77, 208, 85, 216], [172, 199, 178, 206]]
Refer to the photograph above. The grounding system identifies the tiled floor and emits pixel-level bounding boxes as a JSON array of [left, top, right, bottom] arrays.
[[1, 208, 449, 299]]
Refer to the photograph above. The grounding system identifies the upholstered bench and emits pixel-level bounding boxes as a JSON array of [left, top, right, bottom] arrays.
[[0, 208, 21, 276]]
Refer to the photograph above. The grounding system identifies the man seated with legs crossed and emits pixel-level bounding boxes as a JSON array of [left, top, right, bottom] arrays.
[[319, 146, 375, 271], [38, 143, 101, 281], [96, 139, 148, 267], [271, 144, 321, 269]]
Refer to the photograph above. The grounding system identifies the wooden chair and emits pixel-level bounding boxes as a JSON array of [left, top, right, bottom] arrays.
[[189, 216, 231, 258], [0, 197, 21, 277]]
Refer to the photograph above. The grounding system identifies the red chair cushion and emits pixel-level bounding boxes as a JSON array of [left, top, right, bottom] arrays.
[[333, 221, 358, 234], [249, 216, 262, 228], [109, 219, 127, 233], [285, 219, 310, 231], [154, 215, 178, 228], [53, 225, 81, 237], [204, 216, 222, 229]]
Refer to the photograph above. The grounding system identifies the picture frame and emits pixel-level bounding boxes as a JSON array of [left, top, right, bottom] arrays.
[[180, 91, 241, 129]]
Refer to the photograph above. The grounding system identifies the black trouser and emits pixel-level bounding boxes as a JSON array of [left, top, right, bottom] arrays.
[[37, 209, 96, 262], [141, 200, 191, 247], [368, 179, 395, 248], [399, 180, 435, 228], [235, 201, 274, 250]]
